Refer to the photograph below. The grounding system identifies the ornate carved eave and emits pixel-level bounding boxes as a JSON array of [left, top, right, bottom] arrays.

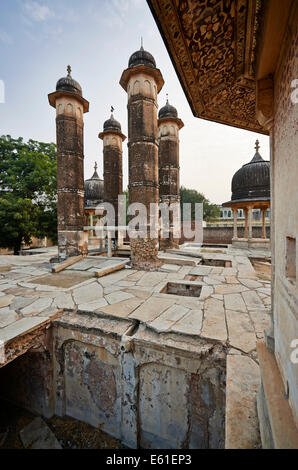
[[147, 0, 268, 135]]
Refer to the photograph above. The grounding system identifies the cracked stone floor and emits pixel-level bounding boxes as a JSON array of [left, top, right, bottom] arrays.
[[0, 243, 272, 448]]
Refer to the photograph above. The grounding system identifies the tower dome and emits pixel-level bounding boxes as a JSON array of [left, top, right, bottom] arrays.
[[231, 140, 270, 201], [56, 65, 82, 96], [128, 45, 156, 69], [158, 97, 178, 119], [84, 162, 104, 207], [103, 112, 122, 133]]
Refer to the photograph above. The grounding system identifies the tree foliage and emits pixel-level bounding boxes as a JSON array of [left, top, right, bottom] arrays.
[[180, 186, 220, 221], [0, 135, 57, 254]]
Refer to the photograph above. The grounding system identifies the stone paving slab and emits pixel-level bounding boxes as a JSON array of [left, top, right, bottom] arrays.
[[190, 266, 212, 276], [0, 316, 50, 345], [171, 309, 203, 336], [72, 282, 103, 305], [159, 264, 181, 273], [0, 308, 18, 328], [225, 354, 261, 449], [137, 272, 168, 287], [201, 297, 227, 342], [242, 290, 264, 310], [53, 293, 75, 310], [98, 297, 144, 318], [149, 304, 189, 332], [215, 284, 249, 295], [224, 293, 247, 313], [129, 297, 176, 323], [0, 295, 14, 308], [105, 290, 134, 305], [20, 297, 53, 316], [225, 310, 256, 353], [77, 298, 108, 312]]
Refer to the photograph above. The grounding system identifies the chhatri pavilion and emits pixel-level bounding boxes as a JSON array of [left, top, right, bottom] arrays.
[[223, 140, 270, 250]]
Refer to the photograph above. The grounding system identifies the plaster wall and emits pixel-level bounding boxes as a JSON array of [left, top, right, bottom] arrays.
[[49, 317, 226, 449], [272, 10, 298, 426]]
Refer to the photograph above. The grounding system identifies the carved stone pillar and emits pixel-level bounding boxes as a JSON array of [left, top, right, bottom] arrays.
[[48, 66, 89, 259], [120, 46, 164, 270], [158, 98, 184, 250]]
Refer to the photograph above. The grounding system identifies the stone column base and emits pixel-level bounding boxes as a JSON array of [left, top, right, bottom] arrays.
[[248, 238, 271, 250], [58, 230, 88, 260], [130, 237, 161, 271], [159, 238, 180, 251], [232, 238, 249, 249]]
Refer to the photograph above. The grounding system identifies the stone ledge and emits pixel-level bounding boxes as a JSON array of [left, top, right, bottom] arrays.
[[225, 354, 261, 449], [257, 341, 298, 449]]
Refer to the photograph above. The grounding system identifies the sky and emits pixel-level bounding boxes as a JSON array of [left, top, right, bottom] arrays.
[[0, 0, 270, 204]]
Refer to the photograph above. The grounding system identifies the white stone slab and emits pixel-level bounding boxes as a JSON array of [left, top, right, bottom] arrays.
[[0, 308, 18, 328], [0, 294, 14, 308], [105, 290, 134, 305], [225, 309, 256, 352], [73, 282, 103, 305], [129, 297, 176, 322], [171, 309, 203, 336], [201, 297, 227, 342], [20, 297, 53, 316], [149, 304, 189, 332], [0, 316, 49, 344], [224, 293, 247, 313]]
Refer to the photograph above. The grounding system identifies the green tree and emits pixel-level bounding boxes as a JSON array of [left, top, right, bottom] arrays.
[[0, 135, 57, 254], [180, 186, 220, 222]]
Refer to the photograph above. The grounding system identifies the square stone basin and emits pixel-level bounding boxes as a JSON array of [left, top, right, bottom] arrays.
[[201, 259, 232, 267], [160, 282, 202, 298]]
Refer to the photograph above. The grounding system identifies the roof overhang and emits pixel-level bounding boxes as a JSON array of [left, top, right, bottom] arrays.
[[222, 197, 270, 209], [98, 129, 126, 142], [120, 64, 164, 93], [158, 116, 184, 130], [48, 90, 89, 113], [146, 0, 285, 135]]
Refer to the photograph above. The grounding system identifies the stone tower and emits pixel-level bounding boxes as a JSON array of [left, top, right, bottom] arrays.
[[48, 66, 89, 259], [158, 97, 184, 250], [120, 46, 164, 270], [98, 111, 126, 229]]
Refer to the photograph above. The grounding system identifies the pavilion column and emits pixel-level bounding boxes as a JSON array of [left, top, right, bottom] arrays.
[[233, 208, 238, 239], [244, 208, 249, 238], [261, 208, 266, 238], [248, 206, 253, 239]]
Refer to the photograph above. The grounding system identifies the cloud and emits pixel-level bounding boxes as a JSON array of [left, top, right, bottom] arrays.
[[24, 1, 54, 22], [0, 30, 13, 45]]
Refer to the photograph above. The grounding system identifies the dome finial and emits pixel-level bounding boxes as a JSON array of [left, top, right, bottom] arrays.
[[166, 93, 169, 104], [67, 65, 72, 77], [94, 161, 98, 172], [255, 139, 260, 153], [140, 36, 144, 50]]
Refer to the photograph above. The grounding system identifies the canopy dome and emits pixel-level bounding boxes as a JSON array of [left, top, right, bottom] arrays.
[[231, 141, 270, 202], [56, 65, 82, 96], [84, 163, 104, 207], [158, 98, 178, 119], [128, 46, 156, 69]]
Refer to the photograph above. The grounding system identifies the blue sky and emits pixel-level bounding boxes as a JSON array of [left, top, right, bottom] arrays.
[[0, 0, 269, 204]]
